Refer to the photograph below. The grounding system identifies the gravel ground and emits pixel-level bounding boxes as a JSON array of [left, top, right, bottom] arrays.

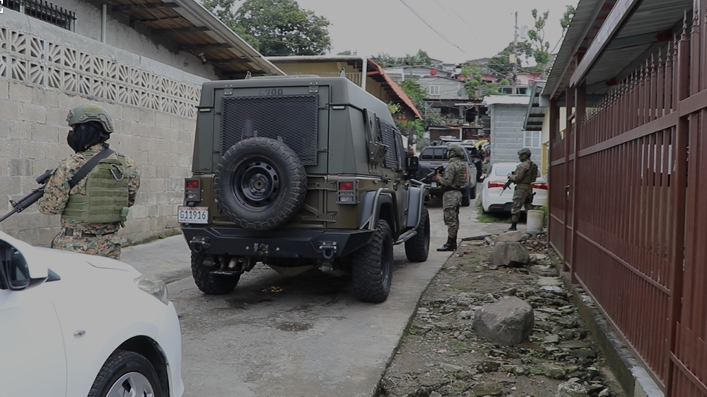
[[376, 232, 626, 397]]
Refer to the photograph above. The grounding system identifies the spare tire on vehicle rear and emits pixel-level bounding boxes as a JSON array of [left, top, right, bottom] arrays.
[[215, 137, 307, 231]]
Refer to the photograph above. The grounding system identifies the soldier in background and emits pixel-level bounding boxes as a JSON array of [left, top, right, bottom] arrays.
[[434, 143, 468, 251], [38, 104, 140, 259], [507, 147, 538, 231]]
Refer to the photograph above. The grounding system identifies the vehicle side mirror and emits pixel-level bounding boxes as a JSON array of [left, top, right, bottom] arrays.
[[0, 238, 48, 291], [406, 155, 419, 173]]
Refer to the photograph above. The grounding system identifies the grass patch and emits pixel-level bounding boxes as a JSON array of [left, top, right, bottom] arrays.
[[475, 200, 512, 223]]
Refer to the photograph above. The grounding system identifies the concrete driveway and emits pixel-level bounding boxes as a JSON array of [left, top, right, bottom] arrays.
[[121, 201, 509, 396]]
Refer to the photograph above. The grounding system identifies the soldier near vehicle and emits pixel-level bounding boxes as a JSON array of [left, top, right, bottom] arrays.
[[506, 147, 538, 231], [434, 143, 468, 252], [37, 104, 140, 260]]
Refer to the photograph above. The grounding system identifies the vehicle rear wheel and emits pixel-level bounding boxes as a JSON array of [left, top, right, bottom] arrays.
[[192, 252, 239, 295], [405, 206, 430, 262], [351, 220, 393, 303], [216, 137, 307, 231], [88, 350, 163, 397]]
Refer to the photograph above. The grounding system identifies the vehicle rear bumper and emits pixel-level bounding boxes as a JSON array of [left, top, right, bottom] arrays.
[[180, 226, 374, 259]]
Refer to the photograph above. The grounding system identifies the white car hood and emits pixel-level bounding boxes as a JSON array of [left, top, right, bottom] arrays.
[[31, 247, 141, 286]]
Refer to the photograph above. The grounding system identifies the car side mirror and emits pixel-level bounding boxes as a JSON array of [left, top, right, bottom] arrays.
[[0, 236, 48, 291], [406, 155, 419, 173]]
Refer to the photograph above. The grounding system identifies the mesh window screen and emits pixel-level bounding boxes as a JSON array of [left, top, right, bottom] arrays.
[[378, 119, 399, 170], [221, 95, 319, 166]]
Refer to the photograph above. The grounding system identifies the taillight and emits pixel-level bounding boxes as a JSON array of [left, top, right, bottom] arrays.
[[488, 182, 505, 189], [339, 181, 354, 191], [185, 178, 202, 202], [531, 182, 548, 190], [337, 180, 358, 204]]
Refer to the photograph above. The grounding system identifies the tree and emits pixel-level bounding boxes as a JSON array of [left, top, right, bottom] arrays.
[[527, 9, 551, 73], [203, 0, 331, 56], [527, 5, 576, 76]]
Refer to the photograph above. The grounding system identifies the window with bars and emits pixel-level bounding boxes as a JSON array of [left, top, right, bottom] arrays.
[[428, 86, 440, 96], [6, 0, 75, 31]]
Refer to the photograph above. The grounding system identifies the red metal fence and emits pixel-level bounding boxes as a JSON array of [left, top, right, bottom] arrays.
[[549, 8, 707, 396]]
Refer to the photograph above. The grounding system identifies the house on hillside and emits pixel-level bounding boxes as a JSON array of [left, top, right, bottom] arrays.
[[537, 0, 707, 396], [0, 0, 283, 245], [268, 55, 423, 128], [414, 75, 483, 142]]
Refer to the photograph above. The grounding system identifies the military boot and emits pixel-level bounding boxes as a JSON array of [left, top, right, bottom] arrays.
[[507, 222, 517, 231], [437, 237, 457, 252]]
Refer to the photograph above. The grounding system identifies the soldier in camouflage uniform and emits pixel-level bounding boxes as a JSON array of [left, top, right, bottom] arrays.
[[507, 147, 538, 231], [434, 143, 468, 251], [38, 105, 140, 260]]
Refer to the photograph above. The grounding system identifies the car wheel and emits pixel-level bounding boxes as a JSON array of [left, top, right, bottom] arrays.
[[405, 206, 430, 262], [216, 137, 307, 231], [192, 252, 239, 295], [461, 186, 471, 207], [351, 220, 393, 303], [88, 350, 163, 397]]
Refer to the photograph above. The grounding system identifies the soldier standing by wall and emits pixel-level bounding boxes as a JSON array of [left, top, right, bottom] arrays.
[[38, 105, 141, 260], [434, 143, 468, 251], [507, 147, 538, 231]]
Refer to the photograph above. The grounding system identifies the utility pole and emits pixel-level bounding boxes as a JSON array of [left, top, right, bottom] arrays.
[[511, 11, 518, 95]]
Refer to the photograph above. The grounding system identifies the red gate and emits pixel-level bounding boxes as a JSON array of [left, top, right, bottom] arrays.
[[549, 8, 707, 396]]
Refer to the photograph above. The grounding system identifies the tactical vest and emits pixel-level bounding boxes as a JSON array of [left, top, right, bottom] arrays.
[[519, 162, 539, 184], [62, 153, 129, 224], [449, 160, 467, 189]]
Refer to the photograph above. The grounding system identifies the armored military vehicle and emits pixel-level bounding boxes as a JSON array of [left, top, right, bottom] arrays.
[[178, 75, 430, 302]]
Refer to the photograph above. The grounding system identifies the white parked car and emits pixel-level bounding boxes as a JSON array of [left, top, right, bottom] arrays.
[[480, 162, 548, 213], [0, 230, 184, 397]]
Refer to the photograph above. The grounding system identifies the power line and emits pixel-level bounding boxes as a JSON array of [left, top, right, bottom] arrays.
[[398, 0, 465, 54]]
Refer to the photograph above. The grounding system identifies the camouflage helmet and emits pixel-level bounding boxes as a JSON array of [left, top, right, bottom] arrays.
[[518, 147, 532, 158], [446, 143, 465, 158], [66, 104, 114, 134]]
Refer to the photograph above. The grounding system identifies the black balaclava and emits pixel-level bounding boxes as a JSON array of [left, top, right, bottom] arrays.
[[67, 121, 110, 153]]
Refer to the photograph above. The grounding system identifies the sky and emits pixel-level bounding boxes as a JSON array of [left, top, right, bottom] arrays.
[[286, 0, 579, 65]]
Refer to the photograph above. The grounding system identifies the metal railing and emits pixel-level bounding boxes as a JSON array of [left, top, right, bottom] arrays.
[[7, 0, 75, 31], [549, 9, 707, 396]]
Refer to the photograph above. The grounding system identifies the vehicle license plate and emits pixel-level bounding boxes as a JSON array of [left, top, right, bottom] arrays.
[[178, 206, 208, 224]]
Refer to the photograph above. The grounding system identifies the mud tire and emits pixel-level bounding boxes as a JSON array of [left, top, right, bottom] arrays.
[[405, 206, 430, 262], [351, 220, 394, 303], [216, 137, 307, 231], [191, 252, 239, 295]]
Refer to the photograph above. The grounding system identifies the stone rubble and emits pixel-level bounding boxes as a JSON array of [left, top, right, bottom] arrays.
[[377, 232, 624, 397]]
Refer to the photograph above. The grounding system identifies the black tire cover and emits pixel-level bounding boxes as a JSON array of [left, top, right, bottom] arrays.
[[215, 137, 307, 231]]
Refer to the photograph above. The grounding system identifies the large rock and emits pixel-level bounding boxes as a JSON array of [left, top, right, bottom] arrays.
[[488, 241, 530, 267], [472, 296, 534, 346]]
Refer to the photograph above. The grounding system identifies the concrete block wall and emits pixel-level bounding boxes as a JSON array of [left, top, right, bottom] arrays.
[[488, 103, 538, 163], [0, 13, 210, 247]]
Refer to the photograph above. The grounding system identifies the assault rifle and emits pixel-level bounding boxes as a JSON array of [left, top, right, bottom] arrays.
[[425, 165, 445, 180], [0, 169, 53, 223], [500, 171, 515, 196]]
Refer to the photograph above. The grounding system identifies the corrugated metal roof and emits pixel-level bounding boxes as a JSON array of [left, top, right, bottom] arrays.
[[545, 0, 690, 103], [366, 59, 424, 120], [102, 0, 284, 78]]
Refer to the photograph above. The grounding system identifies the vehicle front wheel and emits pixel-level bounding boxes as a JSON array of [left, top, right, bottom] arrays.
[[88, 350, 163, 397], [192, 252, 240, 295], [405, 206, 430, 262], [351, 220, 393, 303]]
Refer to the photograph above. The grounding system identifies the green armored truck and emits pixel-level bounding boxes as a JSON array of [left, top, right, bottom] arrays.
[[178, 75, 430, 302]]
